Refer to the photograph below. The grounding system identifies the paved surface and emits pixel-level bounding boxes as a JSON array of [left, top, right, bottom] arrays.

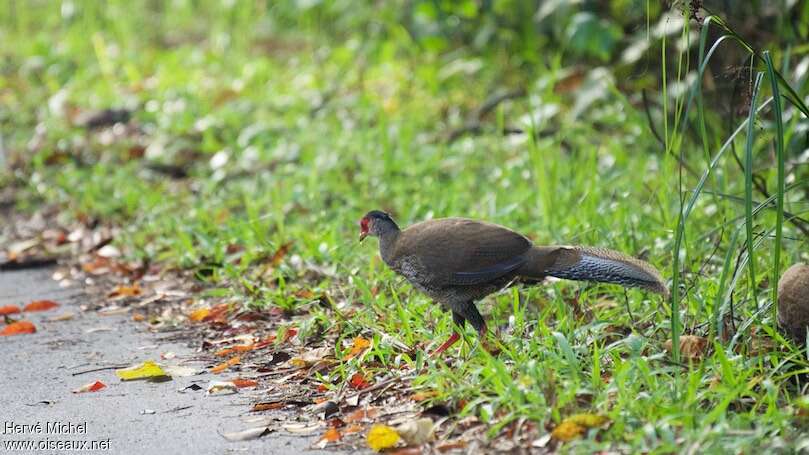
[[0, 267, 323, 454]]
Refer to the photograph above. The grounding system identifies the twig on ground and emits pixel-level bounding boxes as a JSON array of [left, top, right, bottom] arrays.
[[71, 364, 130, 376]]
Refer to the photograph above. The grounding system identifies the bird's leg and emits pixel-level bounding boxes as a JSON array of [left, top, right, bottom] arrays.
[[456, 301, 501, 354], [430, 311, 465, 357]]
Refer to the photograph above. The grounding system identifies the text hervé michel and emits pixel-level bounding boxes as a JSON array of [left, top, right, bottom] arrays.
[[3, 421, 87, 435]]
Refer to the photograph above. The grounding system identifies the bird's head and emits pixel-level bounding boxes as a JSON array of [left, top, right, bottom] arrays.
[[359, 210, 398, 242]]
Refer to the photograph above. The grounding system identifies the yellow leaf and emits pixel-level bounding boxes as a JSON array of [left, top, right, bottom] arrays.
[[551, 413, 609, 442], [367, 424, 400, 452], [188, 308, 211, 322], [115, 361, 168, 381], [567, 413, 609, 427], [551, 421, 584, 442]]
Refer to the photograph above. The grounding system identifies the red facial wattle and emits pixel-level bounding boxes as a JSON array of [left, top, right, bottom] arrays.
[[359, 217, 370, 241]]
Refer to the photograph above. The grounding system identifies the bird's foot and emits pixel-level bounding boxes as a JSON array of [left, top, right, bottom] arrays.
[[430, 332, 460, 357]]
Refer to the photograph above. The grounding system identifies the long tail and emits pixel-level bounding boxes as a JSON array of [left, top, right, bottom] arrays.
[[517, 245, 669, 297]]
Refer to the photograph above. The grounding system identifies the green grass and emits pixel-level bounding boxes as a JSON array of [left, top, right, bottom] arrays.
[[2, 1, 809, 451]]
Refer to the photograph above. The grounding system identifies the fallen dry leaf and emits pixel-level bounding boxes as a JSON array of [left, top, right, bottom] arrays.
[[411, 390, 439, 402], [108, 284, 141, 299], [82, 256, 112, 274], [115, 361, 169, 381], [269, 242, 293, 266], [231, 378, 259, 388], [389, 448, 424, 455], [320, 427, 341, 443], [162, 365, 198, 377], [24, 300, 59, 312], [207, 381, 238, 395], [436, 441, 467, 452], [96, 244, 121, 258], [551, 413, 609, 442], [345, 336, 372, 360], [1, 321, 37, 336], [73, 381, 106, 393], [203, 303, 231, 323], [48, 313, 75, 322], [252, 402, 285, 412], [349, 372, 371, 390], [215, 344, 255, 357], [211, 356, 241, 374], [294, 289, 315, 299], [395, 417, 434, 446], [188, 307, 210, 322], [290, 346, 332, 368], [282, 423, 321, 434], [0, 305, 21, 316], [219, 426, 270, 441], [664, 335, 708, 360], [344, 407, 380, 423], [367, 424, 400, 452], [282, 327, 298, 342]]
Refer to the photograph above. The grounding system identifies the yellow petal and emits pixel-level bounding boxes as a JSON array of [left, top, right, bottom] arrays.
[[115, 361, 169, 381], [366, 424, 400, 452]]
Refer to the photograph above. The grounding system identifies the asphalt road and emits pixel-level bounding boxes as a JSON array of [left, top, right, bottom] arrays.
[[0, 267, 324, 454]]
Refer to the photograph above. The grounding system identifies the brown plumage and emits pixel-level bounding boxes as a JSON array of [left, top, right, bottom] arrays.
[[359, 210, 668, 355], [778, 263, 809, 343]]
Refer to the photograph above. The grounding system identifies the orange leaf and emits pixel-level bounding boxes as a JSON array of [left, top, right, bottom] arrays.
[[344, 336, 372, 360], [232, 378, 258, 388], [411, 390, 439, 402], [269, 242, 293, 266], [82, 256, 111, 274], [320, 428, 341, 443], [344, 407, 379, 423], [215, 344, 255, 357], [294, 289, 315, 299], [108, 284, 141, 298], [344, 424, 364, 435], [188, 308, 211, 322], [0, 305, 21, 315], [211, 356, 241, 374], [73, 381, 106, 393], [254, 336, 276, 349], [349, 372, 371, 390], [252, 402, 284, 411], [203, 303, 231, 323], [1, 321, 36, 336], [24, 300, 59, 312]]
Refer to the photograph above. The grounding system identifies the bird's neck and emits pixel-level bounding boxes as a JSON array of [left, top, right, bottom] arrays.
[[377, 228, 400, 264]]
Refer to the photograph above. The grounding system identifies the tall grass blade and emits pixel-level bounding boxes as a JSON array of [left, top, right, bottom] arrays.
[[744, 72, 764, 307], [764, 51, 786, 322]]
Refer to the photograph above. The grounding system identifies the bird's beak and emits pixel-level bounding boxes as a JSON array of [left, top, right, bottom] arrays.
[[359, 232, 368, 242]]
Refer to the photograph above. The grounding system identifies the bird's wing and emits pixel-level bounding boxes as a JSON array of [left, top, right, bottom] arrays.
[[395, 218, 532, 286]]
